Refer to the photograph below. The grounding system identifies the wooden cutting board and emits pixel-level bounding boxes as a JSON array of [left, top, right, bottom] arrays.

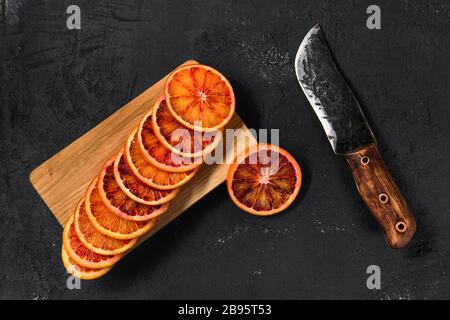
[[30, 60, 257, 244]]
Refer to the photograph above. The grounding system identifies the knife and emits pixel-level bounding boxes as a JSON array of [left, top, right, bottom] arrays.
[[295, 25, 416, 248]]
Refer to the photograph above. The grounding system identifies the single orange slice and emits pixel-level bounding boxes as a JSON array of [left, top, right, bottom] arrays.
[[85, 176, 156, 240], [62, 246, 111, 280], [152, 95, 221, 158], [226, 144, 302, 216], [99, 156, 169, 221], [125, 128, 199, 190], [114, 148, 179, 205], [63, 215, 122, 269], [138, 98, 202, 172], [165, 64, 235, 132], [74, 197, 137, 255]]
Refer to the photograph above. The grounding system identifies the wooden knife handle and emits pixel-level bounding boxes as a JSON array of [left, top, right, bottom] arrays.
[[344, 143, 416, 248]]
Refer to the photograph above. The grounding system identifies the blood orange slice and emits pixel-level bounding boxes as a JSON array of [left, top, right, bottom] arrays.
[[226, 144, 302, 216], [114, 148, 179, 205], [99, 156, 169, 221], [74, 197, 137, 255], [151, 96, 221, 158], [62, 246, 111, 280], [125, 128, 199, 190], [165, 64, 235, 131], [63, 215, 122, 269], [85, 176, 156, 240], [138, 98, 202, 172]]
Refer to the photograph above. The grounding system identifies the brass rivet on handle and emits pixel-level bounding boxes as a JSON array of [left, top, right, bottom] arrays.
[[361, 156, 370, 165], [395, 221, 407, 233], [378, 193, 388, 204]]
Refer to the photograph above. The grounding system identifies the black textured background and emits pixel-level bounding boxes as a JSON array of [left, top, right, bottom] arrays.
[[1, 0, 450, 299]]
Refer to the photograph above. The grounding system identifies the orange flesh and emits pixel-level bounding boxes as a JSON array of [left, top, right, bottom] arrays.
[[87, 181, 152, 236], [116, 152, 177, 203], [141, 111, 200, 169], [128, 132, 197, 188], [154, 99, 218, 154], [231, 150, 299, 212], [64, 249, 99, 273], [62, 247, 110, 279], [101, 160, 165, 218], [67, 220, 113, 264], [166, 65, 234, 129], [76, 200, 135, 252]]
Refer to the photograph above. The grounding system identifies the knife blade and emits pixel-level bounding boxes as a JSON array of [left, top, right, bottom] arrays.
[[295, 25, 416, 248]]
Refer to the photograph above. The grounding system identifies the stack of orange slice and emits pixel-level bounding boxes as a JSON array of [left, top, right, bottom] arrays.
[[61, 64, 236, 280]]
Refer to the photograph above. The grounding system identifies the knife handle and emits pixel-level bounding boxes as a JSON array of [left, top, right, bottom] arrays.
[[344, 143, 416, 248]]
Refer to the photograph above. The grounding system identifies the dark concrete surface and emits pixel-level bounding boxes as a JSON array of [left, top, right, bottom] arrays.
[[1, 0, 450, 299]]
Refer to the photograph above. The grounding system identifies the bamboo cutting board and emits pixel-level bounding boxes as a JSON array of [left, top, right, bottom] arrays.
[[30, 60, 257, 244]]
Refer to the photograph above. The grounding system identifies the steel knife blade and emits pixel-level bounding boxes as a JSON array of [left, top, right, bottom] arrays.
[[295, 25, 376, 155], [295, 25, 416, 248]]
